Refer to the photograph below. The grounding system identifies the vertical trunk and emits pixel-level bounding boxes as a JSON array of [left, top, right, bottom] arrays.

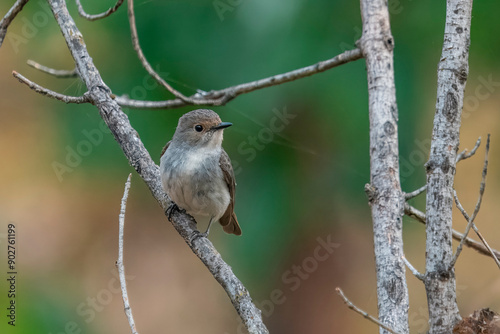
[[358, 1, 409, 333], [424, 1, 473, 333]]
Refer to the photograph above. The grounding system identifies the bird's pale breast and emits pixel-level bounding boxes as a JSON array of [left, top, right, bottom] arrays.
[[160, 146, 230, 221]]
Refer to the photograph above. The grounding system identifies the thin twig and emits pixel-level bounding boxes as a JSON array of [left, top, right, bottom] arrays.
[[0, 0, 30, 46], [27, 60, 78, 78], [453, 193, 500, 268], [402, 256, 424, 281], [127, 0, 227, 105], [456, 137, 481, 163], [12, 71, 90, 104], [404, 203, 500, 261], [116, 173, 138, 334], [335, 288, 402, 334], [115, 48, 363, 110], [451, 135, 490, 267], [453, 193, 500, 269], [75, 0, 124, 21], [404, 185, 426, 200]]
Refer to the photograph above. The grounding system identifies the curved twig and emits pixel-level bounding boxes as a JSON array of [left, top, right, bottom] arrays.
[[127, 0, 228, 105], [27, 60, 78, 78], [75, 0, 124, 21]]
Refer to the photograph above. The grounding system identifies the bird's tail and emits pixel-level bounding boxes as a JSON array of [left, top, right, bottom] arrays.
[[222, 212, 242, 236]]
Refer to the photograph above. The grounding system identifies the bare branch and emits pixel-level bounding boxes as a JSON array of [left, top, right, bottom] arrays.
[[115, 46, 362, 109], [453, 192, 500, 269], [456, 137, 481, 163], [116, 173, 138, 334], [75, 0, 124, 21], [27, 60, 78, 78], [451, 135, 490, 267], [404, 185, 426, 200], [335, 288, 402, 334], [46, 1, 268, 332], [0, 0, 29, 47], [12, 71, 90, 104], [404, 203, 500, 261], [402, 256, 424, 281]]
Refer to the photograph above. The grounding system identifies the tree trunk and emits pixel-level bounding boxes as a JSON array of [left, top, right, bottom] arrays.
[[358, 1, 409, 333], [424, 0, 473, 333]]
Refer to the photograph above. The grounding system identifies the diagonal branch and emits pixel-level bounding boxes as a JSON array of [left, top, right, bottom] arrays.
[[45, 1, 268, 333], [404, 203, 500, 261], [404, 185, 426, 200], [0, 0, 30, 46], [336, 288, 402, 334], [27, 59, 78, 78], [115, 47, 363, 110], [453, 192, 500, 269], [75, 0, 124, 21], [402, 256, 424, 281], [13, 71, 90, 104], [116, 173, 139, 334], [450, 135, 490, 267]]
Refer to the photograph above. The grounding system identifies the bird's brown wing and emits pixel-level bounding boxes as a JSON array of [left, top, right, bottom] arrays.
[[160, 140, 171, 158], [219, 149, 242, 235]]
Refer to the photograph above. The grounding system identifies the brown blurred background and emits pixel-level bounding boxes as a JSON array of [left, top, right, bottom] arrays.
[[0, 0, 499, 333]]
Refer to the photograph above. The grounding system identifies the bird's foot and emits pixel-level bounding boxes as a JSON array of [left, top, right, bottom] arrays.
[[166, 202, 184, 221], [189, 230, 208, 244]]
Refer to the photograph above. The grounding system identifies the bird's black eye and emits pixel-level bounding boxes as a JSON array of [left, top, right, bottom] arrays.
[[194, 125, 203, 132]]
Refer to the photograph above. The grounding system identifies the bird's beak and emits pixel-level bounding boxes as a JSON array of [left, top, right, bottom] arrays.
[[212, 122, 232, 131]]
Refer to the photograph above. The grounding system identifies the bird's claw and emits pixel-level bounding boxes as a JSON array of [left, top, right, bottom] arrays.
[[189, 230, 208, 244], [166, 202, 184, 221]]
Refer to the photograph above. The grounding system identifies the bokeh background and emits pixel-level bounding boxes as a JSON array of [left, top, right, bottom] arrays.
[[1, 0, 499, 333]]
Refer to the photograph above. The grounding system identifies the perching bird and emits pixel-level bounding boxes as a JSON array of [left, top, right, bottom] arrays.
[[160, 109, 241, 236]]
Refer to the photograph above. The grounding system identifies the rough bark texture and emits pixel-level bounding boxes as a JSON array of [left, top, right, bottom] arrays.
[[358, 1, 409, 333], [46, 0, 268, 333], [424, 0, 473, 333]]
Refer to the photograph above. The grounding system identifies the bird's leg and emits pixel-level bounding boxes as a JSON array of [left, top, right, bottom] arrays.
[[201, 217, 215, 238]]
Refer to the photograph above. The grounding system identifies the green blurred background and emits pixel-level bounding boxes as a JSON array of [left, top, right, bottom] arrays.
[[0, 0, 499, 333]]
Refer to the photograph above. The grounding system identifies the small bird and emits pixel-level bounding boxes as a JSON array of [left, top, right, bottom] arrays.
[[160, 109, 241, 236]]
